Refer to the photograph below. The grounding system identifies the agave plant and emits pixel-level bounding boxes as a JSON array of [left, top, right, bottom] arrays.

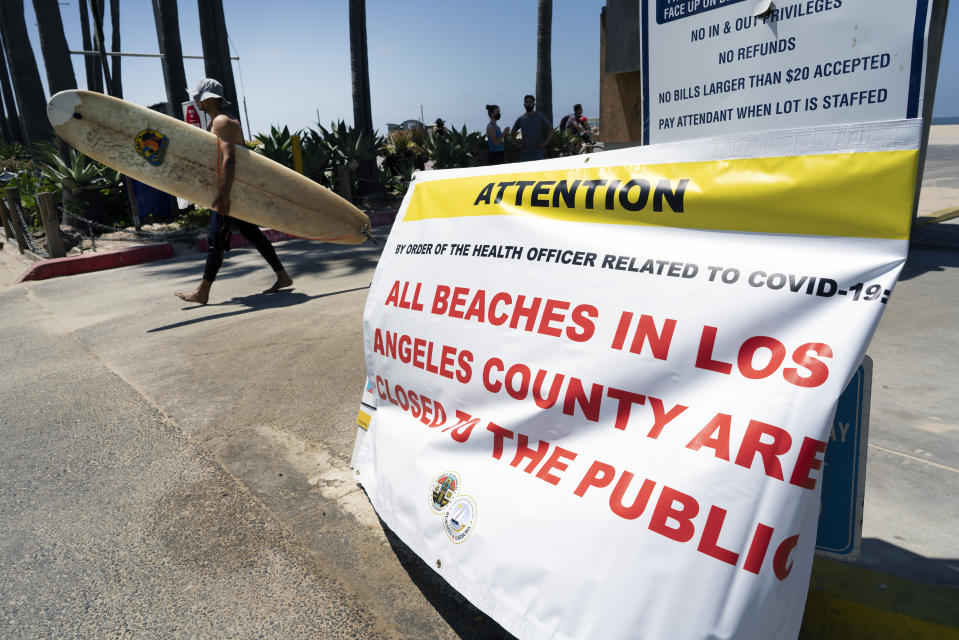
[[36, 142, 125, 224], [377, 154, 416, 196], [426, 125, 484, 169], [0, 140, 28, 163], [318, 120, 382, 169], [38, 143, 119, 192], [253, 125, 295, 168], [297, 128, 333, 187], [314, 120, 385, 196]]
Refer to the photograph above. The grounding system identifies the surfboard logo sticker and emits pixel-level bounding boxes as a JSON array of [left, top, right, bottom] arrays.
[[134, 129, 169, 166]]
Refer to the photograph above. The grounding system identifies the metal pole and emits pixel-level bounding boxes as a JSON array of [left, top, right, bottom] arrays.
[[70, 50, 238, 60], [913, 0, 950, 220]]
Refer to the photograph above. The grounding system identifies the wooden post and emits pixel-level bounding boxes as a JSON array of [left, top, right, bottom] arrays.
[[4, 187, 28, 255], [123, 176, 141, 230], [291, 134, 304, 174], [335, 165, 352, 202], [36, 192, 66, 258], [0, 198, 15, 241]]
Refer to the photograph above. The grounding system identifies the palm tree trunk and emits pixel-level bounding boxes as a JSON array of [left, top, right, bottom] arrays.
[[0, 1, 51, 156], [349, 0, 375, 191], [33, 0, 78, 94], [0, 85, 11, 143], [197, 0, 239, 130], [152, 0, 187, 118], [88, 0, 114, 95], [109, 0, 122, 98], [32, 0, 78, 163], [78, 0, 101, 92], [535, 0, 553, 124], [0, 32, 22, 144]]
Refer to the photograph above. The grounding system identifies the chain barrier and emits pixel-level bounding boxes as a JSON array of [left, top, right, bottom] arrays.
[[12, 199, 49, 258], [56, 203, 194, 255]]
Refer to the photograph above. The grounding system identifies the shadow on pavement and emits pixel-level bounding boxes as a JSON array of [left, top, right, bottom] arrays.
[[856, 538, 959, 585], [898, 245, 959, 281], [148, 286, 369, 333], [153, 228, 390, 282], [377, 517, 517, 639]]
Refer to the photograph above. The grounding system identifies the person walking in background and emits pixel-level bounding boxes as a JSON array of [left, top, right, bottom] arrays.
[[175, 78, 292, 306], [485, 104, 509, 165], [511, 94, 553, 162]]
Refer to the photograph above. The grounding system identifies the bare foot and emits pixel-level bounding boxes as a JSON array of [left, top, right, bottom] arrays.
[[175, 280, 211, 305], [264, 271, 293, 294], [174, 289, 208, 305]]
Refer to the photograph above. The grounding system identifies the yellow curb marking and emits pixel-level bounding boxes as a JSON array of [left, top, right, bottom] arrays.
[[915, 206, 959, 226]]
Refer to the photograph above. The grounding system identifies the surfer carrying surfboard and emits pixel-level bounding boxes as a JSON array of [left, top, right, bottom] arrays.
[[175, 78, 293, 305]]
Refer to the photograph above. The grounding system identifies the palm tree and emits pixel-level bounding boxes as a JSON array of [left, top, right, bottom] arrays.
[[152, 0, 187, 117], [0, 86, 11, 142], [78, 0, 102, 92], [197, 0, 239, 124], [535, 0, 553, 124], [109, 0, 122, 98], [87, 0, 115, 95], [33, 0, 77, 162], [0, 1, 51, 155], [349, 0, 375, 192], [0, 32, 22, 143], [33, 0, 77, 94]]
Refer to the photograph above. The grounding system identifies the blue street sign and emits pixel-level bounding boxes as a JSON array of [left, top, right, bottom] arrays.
[[815, 357, 871, 557]]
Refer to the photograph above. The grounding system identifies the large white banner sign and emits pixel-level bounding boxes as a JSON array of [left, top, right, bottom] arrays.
[[356, 120, 920, 639], [642, 0, 931, 143]]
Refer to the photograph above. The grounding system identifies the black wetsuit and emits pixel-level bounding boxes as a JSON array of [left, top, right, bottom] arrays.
[[202, 110, 284, 282]]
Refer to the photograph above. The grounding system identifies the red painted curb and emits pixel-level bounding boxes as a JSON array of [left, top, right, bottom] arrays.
[[17, 242, 175, 282]]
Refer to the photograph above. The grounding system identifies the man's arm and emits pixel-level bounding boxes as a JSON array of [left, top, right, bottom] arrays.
[[210, 115, 240, 215], [539, 113, 554, 147]]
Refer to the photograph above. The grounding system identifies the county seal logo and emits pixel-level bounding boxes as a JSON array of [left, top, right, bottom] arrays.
[[134, 129, 170, 166], [443, 495, 476, 544], [429, 471, 460, 514]]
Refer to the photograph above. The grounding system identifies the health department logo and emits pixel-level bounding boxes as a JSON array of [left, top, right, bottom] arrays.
[[443, 495, 476, 544], [134, 129, 169, 166], [429, 471, 459, 514]]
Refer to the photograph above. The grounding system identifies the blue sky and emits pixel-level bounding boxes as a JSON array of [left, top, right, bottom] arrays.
[[21, 0, 959, 137]]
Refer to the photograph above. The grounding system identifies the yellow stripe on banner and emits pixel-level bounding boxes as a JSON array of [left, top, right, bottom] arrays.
[[402, 150, 918, 240]]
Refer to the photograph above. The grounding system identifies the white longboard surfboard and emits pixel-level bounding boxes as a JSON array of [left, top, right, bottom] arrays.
[[47, 90, 370, 245]]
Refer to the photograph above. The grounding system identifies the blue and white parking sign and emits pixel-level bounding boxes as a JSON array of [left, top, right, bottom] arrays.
[[815, 357, 871, 557]]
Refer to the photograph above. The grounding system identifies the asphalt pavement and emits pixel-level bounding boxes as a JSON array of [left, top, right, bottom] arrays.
[[0, 127, 957, 638], [0, 228, 511, 639]]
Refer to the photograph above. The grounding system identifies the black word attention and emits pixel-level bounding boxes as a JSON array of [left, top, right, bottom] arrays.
[[473, 178, 691, 214]]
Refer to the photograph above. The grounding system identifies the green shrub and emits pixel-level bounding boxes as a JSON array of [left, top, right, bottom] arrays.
[[546, 128, 582, 158], [426, 125, 484, 169], [253, 125, 294, 168], [36, 143, 127, 226]]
